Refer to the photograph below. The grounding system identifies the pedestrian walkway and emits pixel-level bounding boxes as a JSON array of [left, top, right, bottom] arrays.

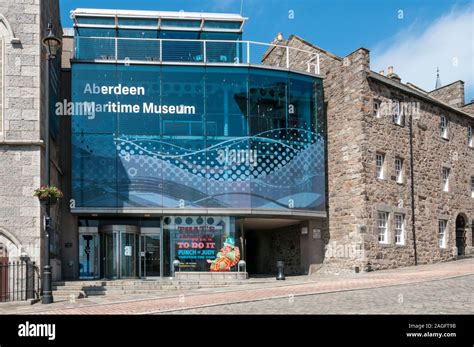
[[0, 259, 472, 315]]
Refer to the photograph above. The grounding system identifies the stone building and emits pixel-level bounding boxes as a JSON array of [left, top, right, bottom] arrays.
[[0, 0, 62, 278], [0, 2, 472, 287], [263, 34, 474, 273]]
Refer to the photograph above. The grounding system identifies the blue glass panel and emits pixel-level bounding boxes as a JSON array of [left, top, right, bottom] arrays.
[[160, 66, 207, 207], [205, 41, 243, 64], [287, 73, 325, 210], [75, 27, 115, 37], [159, 30, 199, 39], [75, 36, 115, 60], [159, 31, 202, 62], [161, 19, 201, 28], [72, 133, 118, 207], [117, 37, 160, 61], [200, 32, 241, 41], [204, 67, 250, 207], [71, 64, 118, 134], [117, 29, 158, 38], [115, 65, 161, 135], [116, 134, 164, 207], [118, 18, 158, 27], [76, 16, 115, 25], [204, 20, 242, 29]]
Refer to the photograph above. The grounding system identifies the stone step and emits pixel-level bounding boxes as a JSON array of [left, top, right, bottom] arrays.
[[52, 280, 252, 287], [51, 291, 87, 299], [52, 282, 248, 290], [52, 281, 255, 290]]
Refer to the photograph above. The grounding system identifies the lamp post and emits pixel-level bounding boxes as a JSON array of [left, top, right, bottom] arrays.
[[41, 22, 61, 304]]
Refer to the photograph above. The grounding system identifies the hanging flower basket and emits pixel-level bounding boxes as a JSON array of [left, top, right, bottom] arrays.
[[33, 186, 63, 205]]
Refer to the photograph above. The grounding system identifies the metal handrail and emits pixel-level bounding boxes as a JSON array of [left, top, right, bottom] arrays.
[[74, 37, 320, 74]]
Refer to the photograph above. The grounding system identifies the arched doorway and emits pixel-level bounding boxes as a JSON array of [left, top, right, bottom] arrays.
[[455, 215, 466, 256], [0, 242, 8, 302], [0, 242, 8, 258]]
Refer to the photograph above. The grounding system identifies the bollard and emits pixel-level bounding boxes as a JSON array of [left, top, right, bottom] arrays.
[[276, 260, 285, 280], [173, 260, 180, 277], [238, 260, 246, 273]]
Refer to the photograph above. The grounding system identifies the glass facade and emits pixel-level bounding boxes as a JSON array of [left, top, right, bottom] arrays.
[[70, 10, 326, 278], [71, 64, 325, 212], [77, 217, 240, 277]]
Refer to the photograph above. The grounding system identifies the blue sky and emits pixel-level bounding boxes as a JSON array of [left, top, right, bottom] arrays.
[[60, 0, 474, 101]]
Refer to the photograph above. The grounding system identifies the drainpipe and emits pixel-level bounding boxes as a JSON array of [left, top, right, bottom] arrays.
[[409, 112, 418, 265]]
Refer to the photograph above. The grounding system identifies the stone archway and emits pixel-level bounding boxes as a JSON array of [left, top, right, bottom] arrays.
[[455, 214, 467, 256], [0, 228, 20, 260], [0, 13, 20, 43]]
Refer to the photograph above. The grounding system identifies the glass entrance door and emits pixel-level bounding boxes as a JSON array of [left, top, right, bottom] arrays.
[[121, 232, 139, 278], [101, 231, 118, 279], [100, 225, 139, 279], [79, 233, 99, 279], [140, 235, 160, 277]]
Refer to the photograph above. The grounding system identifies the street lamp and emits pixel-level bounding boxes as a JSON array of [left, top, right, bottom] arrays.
[[41, 22, 61, 304]]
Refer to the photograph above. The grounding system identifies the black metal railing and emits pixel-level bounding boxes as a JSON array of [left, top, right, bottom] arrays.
[[0, 260, 40, 302]]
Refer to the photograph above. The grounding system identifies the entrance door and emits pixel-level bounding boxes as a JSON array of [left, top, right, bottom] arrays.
[[79, 234, 99, 279], [102, 231, 118, 279], [0, 245, 8, 302], [140, 235, 160, 277], [120, 232, 139, 278], [456, 215, 466, 256], [100, 225, 139, 279]]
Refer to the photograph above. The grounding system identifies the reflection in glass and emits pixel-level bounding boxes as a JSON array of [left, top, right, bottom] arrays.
[[72, 65, 326, 212]]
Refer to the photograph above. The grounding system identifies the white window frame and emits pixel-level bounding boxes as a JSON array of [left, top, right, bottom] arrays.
[[394, 213, 405, 245], [373, 100, 381, 118], [377, 211, 389, 244], [440, 115, 449, 139], [442, 167, 450, 192], [438, 220, 447, 248], [394, 157, 403, 183], [471, 177, 474, 198], [392, 101, 403, 125], [0, 37, 3, 137], [376, 153, 385, 179], [468, 125, 473, 148]]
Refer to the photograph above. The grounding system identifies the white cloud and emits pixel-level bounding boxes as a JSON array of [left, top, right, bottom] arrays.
[[372, 6, 474, 101]]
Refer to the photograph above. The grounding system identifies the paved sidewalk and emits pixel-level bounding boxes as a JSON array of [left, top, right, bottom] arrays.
[[0, 259, 472, 315]]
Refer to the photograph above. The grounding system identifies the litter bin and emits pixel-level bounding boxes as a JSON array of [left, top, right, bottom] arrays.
[[276, 260, 285, 280]]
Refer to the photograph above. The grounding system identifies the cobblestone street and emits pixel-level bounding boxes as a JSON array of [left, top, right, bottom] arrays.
[[170, 274, 474, 314]]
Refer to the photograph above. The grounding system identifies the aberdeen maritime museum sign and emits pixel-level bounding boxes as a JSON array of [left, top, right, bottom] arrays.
[[56, 83, 196, 117], [84, 83, 146, 96]]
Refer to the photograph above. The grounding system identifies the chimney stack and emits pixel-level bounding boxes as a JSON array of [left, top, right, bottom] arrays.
[[379, 70, 384, 76], [387, 66, 401, 83], [277, 32, 284, 41]]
